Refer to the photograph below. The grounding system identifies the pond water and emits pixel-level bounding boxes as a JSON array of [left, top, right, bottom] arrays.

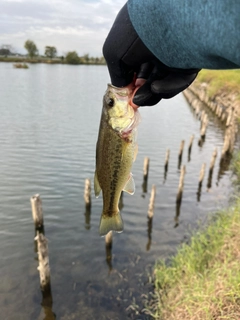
[[0, 63, 234, 320]]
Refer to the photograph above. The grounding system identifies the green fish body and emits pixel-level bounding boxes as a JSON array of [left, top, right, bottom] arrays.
[[95, 84, 140, 236]]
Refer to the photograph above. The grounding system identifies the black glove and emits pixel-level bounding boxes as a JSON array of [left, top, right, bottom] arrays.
[[103, 3, 200, 106]]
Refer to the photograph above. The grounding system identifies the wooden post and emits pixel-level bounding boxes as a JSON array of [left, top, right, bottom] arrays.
[[84, 179, 91, 208], [200, 110, 205, 122], [31, 194, 44, 230], [221, 130, 230, 160], [188, 135, 194, 161], [200, 114, 208, 138], [84, 179, 91, 230], [35, 232, 51, 292], [178, 140, 185, 169], [143, 157, 150, 180], [142, 157, 150, 193], [199, 163, 206, 184], [148, 185, 156, 219], [197, 163, 206, 202], [146, 185, 156, 251], [164, 149, 170, 182], [146, 215, 153, 251], [207, 148, 217, 189], [226, 108, 234, 127], [176, 165, 186, 204], [164, 149, 170, 170], [209, 148, 218, 172], [105, 231, 113, 271]]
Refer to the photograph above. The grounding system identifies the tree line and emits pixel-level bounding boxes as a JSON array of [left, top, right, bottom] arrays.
[[22, 39, 105, 64]]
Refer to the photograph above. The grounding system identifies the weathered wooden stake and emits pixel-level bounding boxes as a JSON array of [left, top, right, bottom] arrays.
[[207, 148, 218, 189], [146, 215, 153, 251], [105, 231, 113, 271], [84, 179, 91, 230], [143, 157, 150, 180], [142, 157, 150, 193], [196, 163, 206, 202], [200, 110, 205, 122], [35, 232, 51, 292], [188, 135, 194, 161], [164, 149, 170, 169], [84, 178, 91, 208], [226, 107, 234, 127], [178, 140, 185, 169], [221, 121, 236, 160], [148, 185, 156, 219], [210, 148, 218, 172], [199, 163, 206, 184], [179, 140, 185, 158], [200, 114, 208, 138], [176, 165, 186, 204], [31, 194, 44, 230]]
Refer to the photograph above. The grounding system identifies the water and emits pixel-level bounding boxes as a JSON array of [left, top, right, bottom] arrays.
[[0, 63, 234, 320]]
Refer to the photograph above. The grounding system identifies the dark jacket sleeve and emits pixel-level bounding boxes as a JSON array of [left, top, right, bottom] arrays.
[[128, 0, 240, 69]]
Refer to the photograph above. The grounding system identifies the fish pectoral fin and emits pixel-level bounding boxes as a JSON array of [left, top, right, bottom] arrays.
[[123, 173, 135, 195], [94, 170, 102, 198], [99, 211, 124, 236]]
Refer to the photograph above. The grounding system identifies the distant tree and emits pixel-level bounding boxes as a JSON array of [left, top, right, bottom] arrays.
[[0, 44, 15, 57], [0, 48, 11, 56], [45, 46, 57, 59], [65, 51, 80, 65], [83, 54, 89, 63], [24, 40, 38, 58]]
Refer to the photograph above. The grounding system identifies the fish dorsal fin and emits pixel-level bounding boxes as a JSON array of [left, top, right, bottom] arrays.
[[94, 170, 102, 198], [123, 173, 135, 195]]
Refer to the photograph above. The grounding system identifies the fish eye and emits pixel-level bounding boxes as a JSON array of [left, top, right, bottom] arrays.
[[107, 98, 114, 107]]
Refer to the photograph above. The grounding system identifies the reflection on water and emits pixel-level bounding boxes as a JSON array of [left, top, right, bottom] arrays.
[[0, 63, 236, 320]]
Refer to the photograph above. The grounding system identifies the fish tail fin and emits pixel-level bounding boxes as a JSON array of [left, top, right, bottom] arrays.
[[99, 211, 124, 236]]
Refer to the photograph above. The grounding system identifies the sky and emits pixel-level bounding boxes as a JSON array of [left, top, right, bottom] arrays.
[[0, 0, 126, 57]]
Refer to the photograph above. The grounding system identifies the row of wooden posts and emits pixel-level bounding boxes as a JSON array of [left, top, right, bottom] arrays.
[[184, 89, 237, 160], [31, 140, 232, 292], [31, 94, 236, 289], [30, 169, 158, 292], [30, 92, 237, 302]]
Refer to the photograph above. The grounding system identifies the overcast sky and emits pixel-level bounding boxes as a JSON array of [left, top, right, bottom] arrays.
[[0, 0, 126, 56]]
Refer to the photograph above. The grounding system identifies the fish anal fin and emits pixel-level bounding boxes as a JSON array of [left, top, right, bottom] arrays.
[[94, 170, 101, 198], [99, 211, 123, 236], [123, 173, 135, 195]]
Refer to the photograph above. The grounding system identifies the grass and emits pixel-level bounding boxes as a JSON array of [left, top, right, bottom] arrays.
[[196, 69, 240, 101], [146, 153, 240, 320]]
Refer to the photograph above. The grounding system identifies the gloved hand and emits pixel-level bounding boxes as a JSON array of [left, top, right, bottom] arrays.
[[103, 3, 200, 106]]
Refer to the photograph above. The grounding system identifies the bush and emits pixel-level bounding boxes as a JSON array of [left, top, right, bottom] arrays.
[[65, 51, 80, 65]]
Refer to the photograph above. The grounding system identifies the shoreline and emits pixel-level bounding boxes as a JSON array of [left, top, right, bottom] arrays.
[[146, 70, 240, 319], [0, 57, 106, 65], [184, 70, 240, 121]]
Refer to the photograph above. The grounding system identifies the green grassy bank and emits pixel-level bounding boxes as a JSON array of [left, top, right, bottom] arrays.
[[147, 152, 240, 320], [197, 69, 240, 102]]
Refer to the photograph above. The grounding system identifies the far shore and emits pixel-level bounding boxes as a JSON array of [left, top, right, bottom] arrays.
[[0, 56, 106, 65]]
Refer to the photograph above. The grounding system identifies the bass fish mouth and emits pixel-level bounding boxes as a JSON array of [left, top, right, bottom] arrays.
[[120, 110, 140, 137], [107, 83, 140, 136]]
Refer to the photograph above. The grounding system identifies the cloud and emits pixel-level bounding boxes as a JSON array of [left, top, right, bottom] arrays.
[[0, 0, 126, 56]]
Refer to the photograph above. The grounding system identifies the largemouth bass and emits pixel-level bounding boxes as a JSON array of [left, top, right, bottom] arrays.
[[95, 83, 140, 236]]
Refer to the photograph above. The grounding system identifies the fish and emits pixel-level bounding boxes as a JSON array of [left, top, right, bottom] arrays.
[[94, 83, 140, 236]]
